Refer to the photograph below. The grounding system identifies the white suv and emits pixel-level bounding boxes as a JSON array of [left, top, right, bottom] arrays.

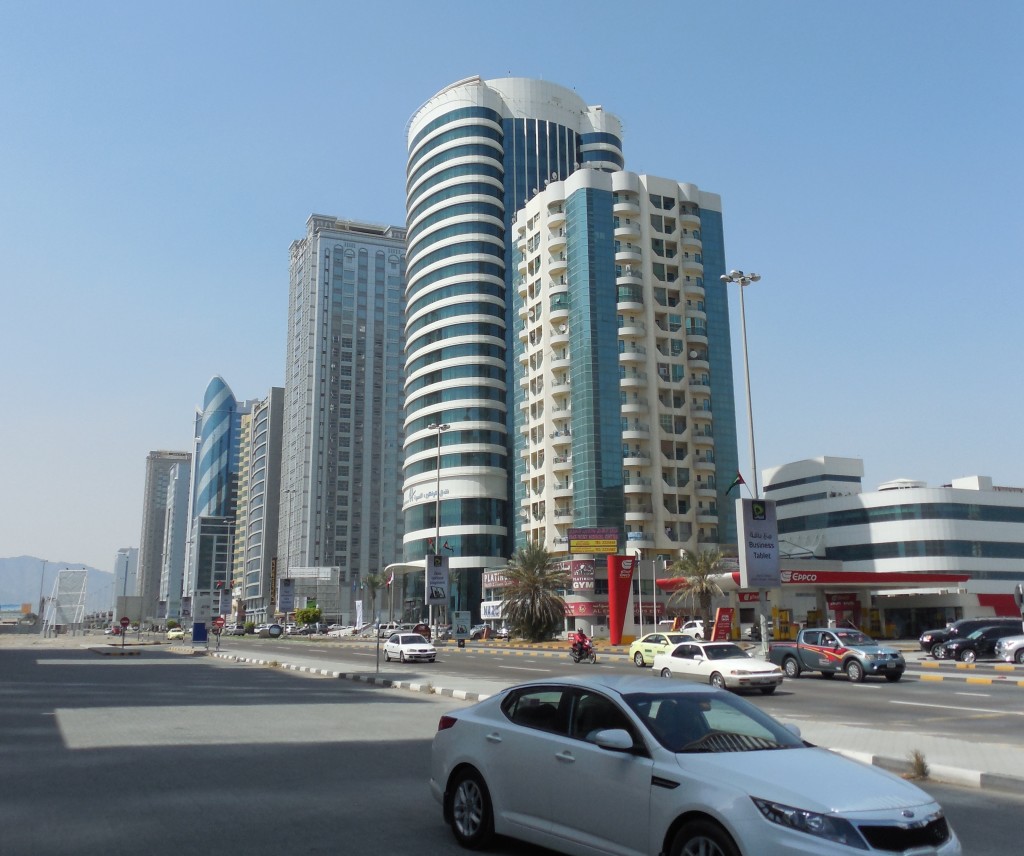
[[995, 634, 1024, 664]]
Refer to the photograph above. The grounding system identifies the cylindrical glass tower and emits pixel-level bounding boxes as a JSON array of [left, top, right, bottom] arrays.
[[402, 77, 624, 588]]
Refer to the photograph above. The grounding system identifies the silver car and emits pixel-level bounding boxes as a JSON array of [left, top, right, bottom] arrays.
[[430, 674, 961, 855]]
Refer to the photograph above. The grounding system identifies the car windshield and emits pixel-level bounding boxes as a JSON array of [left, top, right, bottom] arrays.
[[400, 634, 428, 644], [624, 690, 804, 754], [835, 629, 873, 646], [703, 644, 747, 660]]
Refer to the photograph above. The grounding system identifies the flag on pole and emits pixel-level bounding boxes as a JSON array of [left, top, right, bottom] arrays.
[[443, 540, 454, 552], [727, 472, 745, 494], [386, 571, 394, 589]]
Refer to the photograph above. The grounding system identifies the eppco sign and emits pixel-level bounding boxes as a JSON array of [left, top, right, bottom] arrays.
[[617, 557, 636, 579], [781, 571, 819, 584]]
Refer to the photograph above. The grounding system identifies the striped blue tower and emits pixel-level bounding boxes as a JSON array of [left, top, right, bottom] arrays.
[[194, 375, 239, 519], [403, 77, 624, 609]]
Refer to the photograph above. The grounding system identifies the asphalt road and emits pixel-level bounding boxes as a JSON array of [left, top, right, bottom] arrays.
[[2, 642, 1021, 856], [260, 637, 1024, 747]]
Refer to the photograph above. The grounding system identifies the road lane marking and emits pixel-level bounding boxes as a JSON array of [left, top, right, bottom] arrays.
[[498, 665, 552, 672], [890, 700, 1024, 716]]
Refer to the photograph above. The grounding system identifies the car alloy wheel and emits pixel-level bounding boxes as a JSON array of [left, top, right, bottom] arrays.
[[400, 651, 406, 663], [449, 769, 494, 849], [710, 672, 726, 690], [931, 643, 945, 658], [660, 667, 672, 678], [670, 819, 740, 856], [846, 660, 865, 683], [633, 652, 646, 667], [384, 650, 391, 662], [1016, 649, 1024, 665], [783, 657, 800, 679], [959, 649, 976, 664]]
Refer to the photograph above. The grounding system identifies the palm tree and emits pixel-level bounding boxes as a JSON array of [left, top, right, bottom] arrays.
[[500, 542, 571, 642], [667, 548, 728, 636], [364, 572, 385, 623]]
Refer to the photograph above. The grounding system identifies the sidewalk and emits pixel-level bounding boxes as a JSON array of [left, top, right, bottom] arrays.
[[203, 640, 1024, 795]]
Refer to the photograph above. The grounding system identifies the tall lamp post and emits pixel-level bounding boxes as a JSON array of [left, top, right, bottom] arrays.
[[721, 268, 768, 651], [719, 270, 762, 498], [427, 422, 449, 631]]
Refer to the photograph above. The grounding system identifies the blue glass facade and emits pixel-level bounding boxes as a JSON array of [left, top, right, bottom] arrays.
[[194, 376, 240, 519], [565, 187, 624, 529], [698, 209, 739, 544]]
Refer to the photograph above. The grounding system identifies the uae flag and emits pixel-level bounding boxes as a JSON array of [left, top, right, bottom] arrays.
[[727, 472, 745, 494]]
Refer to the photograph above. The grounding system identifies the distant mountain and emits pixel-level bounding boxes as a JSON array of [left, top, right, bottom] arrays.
[[0, 556, 114, 615]]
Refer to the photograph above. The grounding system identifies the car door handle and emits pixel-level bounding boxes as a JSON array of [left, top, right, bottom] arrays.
[[555, 751, 575, 763], [485, 732, 502, 744]]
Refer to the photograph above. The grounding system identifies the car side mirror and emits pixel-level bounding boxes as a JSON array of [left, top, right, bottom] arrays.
[[592, 729, 635, 752]]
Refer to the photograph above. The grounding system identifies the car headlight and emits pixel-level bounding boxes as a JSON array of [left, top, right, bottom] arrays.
[[752, 798, 868, 850], [920, 634, 933, 642]]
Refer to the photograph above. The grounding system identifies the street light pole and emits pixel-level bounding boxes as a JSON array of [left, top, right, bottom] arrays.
[[427, 422, 449, 633], [720, 270, 761, 498], [721, 268, 769, 653]]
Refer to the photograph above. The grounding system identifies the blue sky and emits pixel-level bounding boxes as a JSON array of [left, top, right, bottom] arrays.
[[1, 1, 1021, 572]]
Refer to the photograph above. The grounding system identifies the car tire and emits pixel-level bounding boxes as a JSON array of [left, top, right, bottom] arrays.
[[669, 819, 740, 856], [709, 672, 726, 690], [660, 667, 672, 678], [783, 657, 801, 679], [959, 649, 976, 664], [384, 650, 391, 662], [400, 651, 406, 663], [930, 643, 944, 658], [846, 660, 865, 683], [448, 768, 494, 849], [885, 671, 903, 682], [633, 652, 646, 667], [1016, 649, 1024, 665], [759, 686, 777, 695]]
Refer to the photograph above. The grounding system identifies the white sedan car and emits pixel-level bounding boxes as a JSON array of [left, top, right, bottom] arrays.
[[383, 632, 436, 663], [653, 641, 783, 695], [430, 675, 960, 855]]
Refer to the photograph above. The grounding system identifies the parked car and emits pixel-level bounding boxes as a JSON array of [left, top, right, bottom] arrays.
[[496, 625, 510, 639], [166, 627, 187, 641], [430, 675, 961, 855], [995, 634, 1024, 664], [628, 632, 695, 667], [383, 632, 436, 663], [378, 621, 402, 638], [918, 616, 1023, 657], [680, 619, 705, 639], [935, 625, 1017, 662], [653, 640, 784, 694], [229, 624, 246, 636]]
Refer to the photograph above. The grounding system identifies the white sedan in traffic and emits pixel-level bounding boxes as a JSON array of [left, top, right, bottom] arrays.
[[653, 640, 783, 694], [430, 674, 960, 855], [383, 632, 436, 663]]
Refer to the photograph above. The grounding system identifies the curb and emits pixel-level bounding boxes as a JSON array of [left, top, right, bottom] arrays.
[[209, 652, 494, 702]]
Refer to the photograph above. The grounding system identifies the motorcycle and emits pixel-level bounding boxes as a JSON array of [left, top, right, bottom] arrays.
[[570, 639, 597, 664]]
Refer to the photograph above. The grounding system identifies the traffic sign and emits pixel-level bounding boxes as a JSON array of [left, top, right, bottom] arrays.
[[119, 616, 130, 628], [212, 616, 226, 628]]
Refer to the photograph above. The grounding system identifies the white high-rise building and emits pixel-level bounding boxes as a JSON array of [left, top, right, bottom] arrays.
[[512, 170, 737, 565]]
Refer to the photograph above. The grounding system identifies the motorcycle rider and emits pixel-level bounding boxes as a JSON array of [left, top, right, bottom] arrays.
[[571, 628, 590, 659]]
